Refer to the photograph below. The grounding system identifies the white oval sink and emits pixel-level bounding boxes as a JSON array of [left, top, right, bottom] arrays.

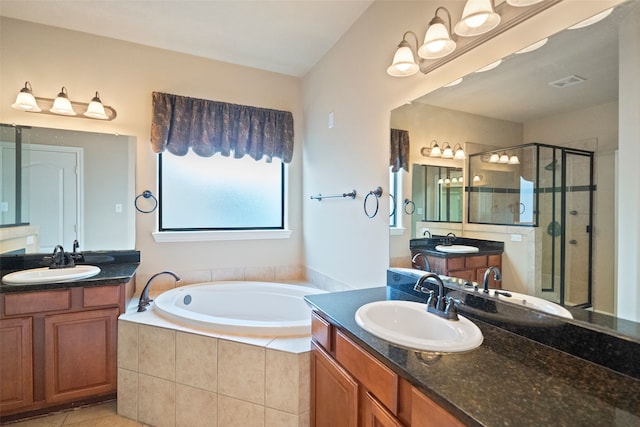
[[2, 265, 101, 285], [492, 290, 573, 319], [435, 245, 479, 254], [355, 300, 483, 353]]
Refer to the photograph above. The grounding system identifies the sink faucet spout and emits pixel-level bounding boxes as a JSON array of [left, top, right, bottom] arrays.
[[413, 273, 458, 320], [483, 266, 502, 293]]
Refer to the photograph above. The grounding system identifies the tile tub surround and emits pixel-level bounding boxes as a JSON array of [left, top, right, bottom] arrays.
[[305, 287, 640, 426], [118, 302, 311, 427]]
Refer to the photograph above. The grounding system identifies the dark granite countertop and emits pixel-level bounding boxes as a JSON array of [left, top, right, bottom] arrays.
[[305, 287, 640, 426], [0, 250, 139, 293], [410, 236, 504, 258]]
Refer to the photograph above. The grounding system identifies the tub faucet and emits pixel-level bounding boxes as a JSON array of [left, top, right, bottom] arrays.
[[414, 272, 458, 321], [137, 271, 181, 312], [483, 266, 502, 294], [423, 230, 431, 238], [411, 252, 431, 272]]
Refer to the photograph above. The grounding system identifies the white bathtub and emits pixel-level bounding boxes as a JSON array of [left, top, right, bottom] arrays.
[[153, 281, 325, 336]]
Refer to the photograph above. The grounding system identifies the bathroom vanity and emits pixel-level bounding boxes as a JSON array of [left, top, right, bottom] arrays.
[[0, 251, 139, 421], [410, 237, 503, 286], [305, 282, 640, 426]]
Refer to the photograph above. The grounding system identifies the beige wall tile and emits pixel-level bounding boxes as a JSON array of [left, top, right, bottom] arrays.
[[265, 350, 301, 413], [176, 384, 217, 427], [275, 265, 305, 282], [117, 368, 138, 420], [217, 395, 264, 427], [138, 374, 176, 427], [176, 332, 218, 392], [176, 269, 213, 286], [297, 352, 310, 414], [211, 268, 245, 281], [118, 321, 138, 371], [244, 266, 275, 282], [218, 340, 265, 405], [138, 325, 176, 381], [265, 408, 310, 427]]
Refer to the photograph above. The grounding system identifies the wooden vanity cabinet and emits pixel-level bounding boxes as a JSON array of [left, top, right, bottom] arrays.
[[413, 251, 502, 289], [0, 280, 131, 419], [311, 311, 464, 427]]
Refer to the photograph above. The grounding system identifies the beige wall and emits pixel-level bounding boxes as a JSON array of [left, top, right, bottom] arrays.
[[0, 18, 304, 284]]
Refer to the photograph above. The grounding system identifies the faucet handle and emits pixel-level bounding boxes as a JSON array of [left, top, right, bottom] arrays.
[[426, 290, 436, 308], [444, 297, 460, 320]]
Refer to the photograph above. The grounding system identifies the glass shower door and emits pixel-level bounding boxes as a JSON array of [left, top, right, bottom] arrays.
[[562, 150, 593, 306]]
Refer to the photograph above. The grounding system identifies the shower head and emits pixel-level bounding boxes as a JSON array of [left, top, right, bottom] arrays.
[[545, 159, 558, 171]]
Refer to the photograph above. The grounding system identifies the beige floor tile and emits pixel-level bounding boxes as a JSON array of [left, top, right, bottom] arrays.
[[64, 414, 143, 427], [3, 413, 66, 427], [62, 401, 117, 424]]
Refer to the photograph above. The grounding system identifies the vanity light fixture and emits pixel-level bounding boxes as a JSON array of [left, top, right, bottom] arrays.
[[489, 153, 500, 163], [50, 87, 77, 116], [421, 139, 443, 157], [568, 8, 613, 30], [418, 7, 457, 60], [10, 81, 117, 121], [473, 175, 482, 182], [508, 155, 520, 165], [475, 59, 502, 73], [438, 178, 444, 184], [444, 78, 463, 87], [498, 152, 510, 164], [515, 38, 548, 54], [454, 0, 501, 37], [441, 143, 454, 159], [387, 31, 421, 77], [506, 0, 544, 6], [444, 178, 451, 184], [453, 143, 466, 160], [11, 82, 41, 112]]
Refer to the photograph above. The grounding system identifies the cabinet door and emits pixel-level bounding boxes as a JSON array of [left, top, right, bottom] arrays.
[[0, 317, 33, 413], [411, 387, 464, 427], [44, 308, 118, 404], [363, 392, 403, 427], [311, 342, 358, 427]]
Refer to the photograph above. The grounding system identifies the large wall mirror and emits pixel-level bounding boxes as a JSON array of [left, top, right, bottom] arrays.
[[410, 165, 462, 236], [0, 124, 136, 253], [390, 0, 640, 335]]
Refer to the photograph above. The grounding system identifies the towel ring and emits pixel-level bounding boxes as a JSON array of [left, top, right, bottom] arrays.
[[404, 199, 416, 215], [364, 187, 383, 218], [135, 190, 158, 213], [389, 194, 396, 218]]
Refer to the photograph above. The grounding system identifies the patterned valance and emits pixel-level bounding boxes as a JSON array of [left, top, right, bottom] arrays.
[[150, 92, 294, 163], [390, 128, 410, 172]]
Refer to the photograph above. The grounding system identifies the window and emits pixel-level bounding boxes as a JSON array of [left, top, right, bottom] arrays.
[[159, 152, 284, 231]]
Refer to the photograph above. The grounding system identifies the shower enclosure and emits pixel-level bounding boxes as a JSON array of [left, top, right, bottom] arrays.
[[468, 143, 594, 307]]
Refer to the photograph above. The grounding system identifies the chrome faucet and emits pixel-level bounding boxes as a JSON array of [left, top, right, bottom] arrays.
[[482, 266, 502, 294], [137, 271, 181, 312], [411, 252, 431, 272], [414, 272, 458, 320]]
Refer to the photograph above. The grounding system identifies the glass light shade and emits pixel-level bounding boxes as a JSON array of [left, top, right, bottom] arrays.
[[84, 92, 109, 119], [442, 145, 454, 159], [473, 175, 481, 182], [475, 59, 502, 73], [568, 8, 613, 30], [444, 78, 463, 87], [50, 88, 77, 116], [12, 90, 41, 112], [489, 153, 500, 163], [387, 41, 419, 77], [430, 142, 442, 157], [516, 38, 548, 54], [418, 22, 456, 59], [509, 155, 520, 165], [454, 147, 466, 160], [444, 178, 451, 184], [506, 0, 543, 6], [438, 178, 444, 184], [454, 0, 501, 37], [499, 153, 510, 164]]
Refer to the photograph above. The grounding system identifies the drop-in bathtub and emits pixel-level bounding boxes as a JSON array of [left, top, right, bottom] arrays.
[[153, 281, 325, 336]]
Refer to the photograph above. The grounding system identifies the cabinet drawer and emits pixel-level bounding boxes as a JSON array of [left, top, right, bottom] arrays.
[[464, 255, 488, 269], [312, 311, 332, 351], [4, 290, 71, 316], [488, 254, 501, 267], [83, 286, 120, 308], [447, 269, 475, 282], [445, 257, 465, 271], [336, 330, 398, 414], [411, 387, 464, 426]]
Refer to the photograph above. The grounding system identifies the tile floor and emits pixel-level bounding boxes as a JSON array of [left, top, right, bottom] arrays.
[[2, 401, 145, 427]]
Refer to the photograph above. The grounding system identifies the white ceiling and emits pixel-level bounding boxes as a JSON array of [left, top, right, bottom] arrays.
[[0, 0, 374, 77]]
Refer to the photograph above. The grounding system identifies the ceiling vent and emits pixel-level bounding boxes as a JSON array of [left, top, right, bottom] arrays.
[[548, 75, 587, 88]]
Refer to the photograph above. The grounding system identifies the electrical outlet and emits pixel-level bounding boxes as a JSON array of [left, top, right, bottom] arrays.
[[511, 234, 522, 242]]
